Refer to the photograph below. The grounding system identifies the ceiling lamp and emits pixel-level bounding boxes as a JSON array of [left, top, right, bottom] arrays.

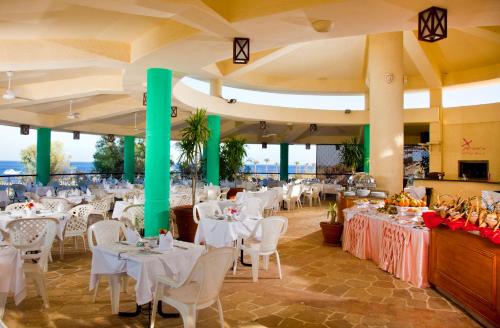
[[418, 7, 447, 42], [73, 131, 80, 140], [311, 20, 333, 33], [20, 124, 30, 135], [233, 38, 250, 64], [262, 142, 267, 149], [306, 143, 311, 150], [66, 100, 79, 119]]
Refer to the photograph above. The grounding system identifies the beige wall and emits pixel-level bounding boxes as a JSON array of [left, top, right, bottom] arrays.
[[441, 103, 500, 181], [414, 180, 500, 205]]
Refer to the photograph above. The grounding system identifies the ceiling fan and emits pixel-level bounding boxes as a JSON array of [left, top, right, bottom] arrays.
[[2, 71, 33, 101], [134, 112, 145, 132], [66, 100, 79, 119]]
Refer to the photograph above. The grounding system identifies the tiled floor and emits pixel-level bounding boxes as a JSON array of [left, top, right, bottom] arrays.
[[3, 205, 480, 327]]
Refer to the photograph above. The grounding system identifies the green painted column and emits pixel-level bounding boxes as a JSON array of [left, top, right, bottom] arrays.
[[206, 115, 220, 185], [280, 143, 289, 181], [144, 68, 171, 236], [36, 128, 51, 185], [363, 124, 370, 173], [123, 136, 135, 183]]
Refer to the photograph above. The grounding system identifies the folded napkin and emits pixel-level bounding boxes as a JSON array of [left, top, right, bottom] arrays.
[[86, 188, 92, 196], [126, 228, 141, 244], [46, 189, 53, 197], [158, 231, 174, 251], [56, 202, 65, 213], [133, 196, 142, 205]]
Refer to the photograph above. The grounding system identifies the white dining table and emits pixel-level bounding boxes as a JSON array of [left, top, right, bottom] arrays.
[[194, 215, 261, 248], [0, 211, 69, 240], [0, 246, 26, 318], [106, 188, 133, 199], [89, 240, 203, 313]]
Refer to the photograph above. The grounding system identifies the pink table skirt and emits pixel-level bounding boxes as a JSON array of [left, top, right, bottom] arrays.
[[343, 212, 429, 288]]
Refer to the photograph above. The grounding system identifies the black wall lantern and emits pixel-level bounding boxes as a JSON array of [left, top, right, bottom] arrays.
[[171, 106, 178, 118], [305, 143, 311, 150], [105, 134, 115, 144], [259, 121, 267, 130], [233, 38, 250, 64], [20, 124, 30, 135], [418, 7, 447, 42], [262, 142, 267, 149], [73, 131, 80, 140], [143, 92, 147, 106], [309, 124, 318, 133]]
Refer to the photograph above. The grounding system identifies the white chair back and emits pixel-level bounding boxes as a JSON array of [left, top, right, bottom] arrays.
[[41, 197, 71, 212], [87, 220, 126, 252], [242, 197, 263, 219], [235, 192, 247, 205], [257, 216, 288, 254], [6, 218, 58, 270], [185, 247, 234, 305], [65, 204, 92, 237], [206, 186, 221, 201], [122, 204, 144, 230], [193, 201, 221, 223], [5, 203, 28, 211]]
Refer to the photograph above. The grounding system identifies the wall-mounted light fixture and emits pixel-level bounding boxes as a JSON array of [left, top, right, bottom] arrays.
[[418, 7, 447, 42], [73, 131, 80, 140], [233, 38, 250, 64], [20, 125, 30, 135]]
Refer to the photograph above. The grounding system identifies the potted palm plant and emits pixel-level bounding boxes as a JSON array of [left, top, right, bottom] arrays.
[[320, 202, 343, 245], [173, 108, 210, 242], [220, 137, 247, 197], [339, 137, 363, 173]]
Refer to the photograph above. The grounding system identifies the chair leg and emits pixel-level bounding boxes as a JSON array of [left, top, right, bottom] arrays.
[[59, 240, 64, 260], [250, 253, 260, 282], [109, 274, 121, 314], [275, 251, 282, 280], [92, 276, 100, 302], [150, 283, 162, 328], [33, 274, 49, 308], [263, 255, 269, 271], [179, 304, 196, 328], [74, 236, 78, 250], [82, 235, 87, 253], [232, 239, 241, 275], [217, 297, 225, 328], [121, 275, 128, 293]]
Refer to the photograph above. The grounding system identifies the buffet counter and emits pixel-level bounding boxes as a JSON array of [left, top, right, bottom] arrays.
[[414, 179, 500, 205], [429, 227, 500, 328]]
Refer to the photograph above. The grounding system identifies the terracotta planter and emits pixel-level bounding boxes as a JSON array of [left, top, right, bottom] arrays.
[[320, 221, 343, 246], [227, 188, 244, 200], [173, 205, 197, 242]]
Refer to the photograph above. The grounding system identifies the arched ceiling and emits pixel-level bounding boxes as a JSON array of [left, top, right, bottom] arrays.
[[0, 0, 498, 139]]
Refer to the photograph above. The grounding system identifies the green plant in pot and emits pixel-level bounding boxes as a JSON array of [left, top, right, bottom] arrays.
[[339, 137, 363, 173], [173, 108, 210, 242], [320, 201, 343, 245]]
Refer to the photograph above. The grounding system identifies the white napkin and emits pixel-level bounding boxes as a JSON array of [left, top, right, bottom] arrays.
[[158, 232, 174, 251], [126, 228, 141, 244], [86, 188, 92, 196], [46, 189, 52, 197], [133, 196, 141, 205], [56, 202, 64, 213]]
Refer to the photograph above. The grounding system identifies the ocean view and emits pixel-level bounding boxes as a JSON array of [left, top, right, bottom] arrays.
[[0, 161, 94, 175], [0, 161, 315, 176]]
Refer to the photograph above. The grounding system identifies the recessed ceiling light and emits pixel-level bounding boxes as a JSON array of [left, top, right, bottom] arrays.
[[311, 20, 333, 33]]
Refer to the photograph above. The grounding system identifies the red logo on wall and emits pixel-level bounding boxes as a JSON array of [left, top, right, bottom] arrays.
[[461, 138, 485, 155]]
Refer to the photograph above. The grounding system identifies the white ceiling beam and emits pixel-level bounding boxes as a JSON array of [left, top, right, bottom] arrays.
[[403, 31, 442, 89], [220, 121, 253, 139], [283, 125, 310, 143]]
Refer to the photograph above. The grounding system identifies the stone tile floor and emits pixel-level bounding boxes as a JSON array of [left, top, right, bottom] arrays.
[[3, 205, 481, 327]]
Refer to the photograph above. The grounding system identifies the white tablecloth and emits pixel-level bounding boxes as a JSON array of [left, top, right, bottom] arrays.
[[0, 246, 26, 309], [90, 240, 203, 306], [194, 217, 261, 248], [0, 211, 69, 240]]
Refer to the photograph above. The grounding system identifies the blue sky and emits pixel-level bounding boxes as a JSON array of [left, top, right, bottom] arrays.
[[0, 78, 498, 163]]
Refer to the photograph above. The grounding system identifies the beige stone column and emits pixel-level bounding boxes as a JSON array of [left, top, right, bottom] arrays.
[[210, 79, 222, 97], [368, 32, 404, 194], [429, 88, 443, 172]]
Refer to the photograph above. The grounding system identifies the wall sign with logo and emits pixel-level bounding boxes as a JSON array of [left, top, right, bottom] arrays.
[[461, 138, 486, 156]]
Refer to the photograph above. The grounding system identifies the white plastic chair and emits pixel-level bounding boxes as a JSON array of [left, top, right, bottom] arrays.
[[121, 204, 145, 230], [283, 185, 301, 211], [6, 218, 58, 308], [5, 203, 28, 212], [233, 216, 288, 282], [60, 204, 92, 259], [192, 201, 221, 224], [40, 197, 71, 212], [87, 220, 127, 302], [304, 184, 322, 207], [241, 197, 263, 219], [90, 197, 112, 220], [150, 247, 235, 328]]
